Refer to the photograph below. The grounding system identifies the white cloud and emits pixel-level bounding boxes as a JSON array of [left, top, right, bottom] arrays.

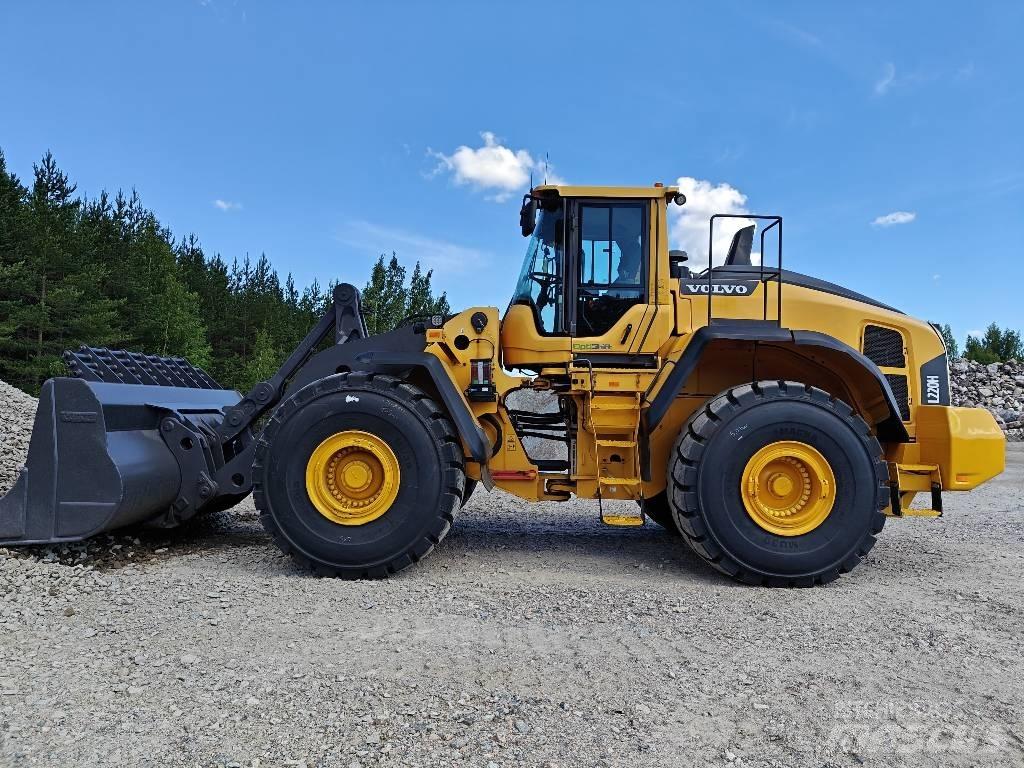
[[429, 132, 563, 202], [669, 177, 757, 270], [213, 199, 242, 211], [336, 220, 488, 274], [966, 329, 983, 340], [872, 210, 916, 227], [770, 20, 822, 48], [875, 62, 896, 95]]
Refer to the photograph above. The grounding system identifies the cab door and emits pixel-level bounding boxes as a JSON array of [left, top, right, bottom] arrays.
[[569, 200, 656, 366]]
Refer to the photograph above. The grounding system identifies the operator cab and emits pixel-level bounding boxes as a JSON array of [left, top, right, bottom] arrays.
[[503, 185, 681, 370]]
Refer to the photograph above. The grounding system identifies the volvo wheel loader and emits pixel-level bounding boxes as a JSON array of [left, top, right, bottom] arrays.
[[0, 184, 1006, 585]]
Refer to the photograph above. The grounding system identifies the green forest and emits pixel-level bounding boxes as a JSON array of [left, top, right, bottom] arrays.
[[0, 150, 448, 395]]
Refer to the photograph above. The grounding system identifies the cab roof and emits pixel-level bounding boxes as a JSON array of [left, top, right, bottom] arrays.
[[532, 184, 679, 199]]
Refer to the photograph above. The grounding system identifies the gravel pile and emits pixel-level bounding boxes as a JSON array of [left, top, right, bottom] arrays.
[[950, 358, 1024, 440], [0, 378, 37, 494]]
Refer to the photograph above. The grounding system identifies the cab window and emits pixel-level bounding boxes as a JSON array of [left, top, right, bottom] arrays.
[[576, 203, 645, 337], [511, 207, 565, 334]]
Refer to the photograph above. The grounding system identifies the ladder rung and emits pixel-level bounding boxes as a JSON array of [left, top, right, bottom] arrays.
[[596, 439, 635, 448], [599, 477, 641, 486], [601, 514, 645, 527]]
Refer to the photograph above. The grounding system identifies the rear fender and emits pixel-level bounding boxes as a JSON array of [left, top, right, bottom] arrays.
[[645, 325, 908, 441], [641, 324, 910, 482]]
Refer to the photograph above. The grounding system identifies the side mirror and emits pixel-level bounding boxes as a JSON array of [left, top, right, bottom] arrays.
[[669, 249, 690, 279], [519, 195, 538, 237]]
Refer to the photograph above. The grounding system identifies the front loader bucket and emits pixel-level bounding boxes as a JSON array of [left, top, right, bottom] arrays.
[[0, 377, 242, 545]]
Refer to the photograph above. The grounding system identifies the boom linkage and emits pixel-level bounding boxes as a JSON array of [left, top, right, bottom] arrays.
[[217, 284, 368, 445], [204, 284, 369, 499]]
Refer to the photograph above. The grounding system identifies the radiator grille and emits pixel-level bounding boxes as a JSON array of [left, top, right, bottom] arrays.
[[885, 374, 911, 421], [863, 325, 906, 368]]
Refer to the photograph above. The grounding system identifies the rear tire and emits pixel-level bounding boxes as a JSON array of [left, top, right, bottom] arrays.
[[668, 380, 887, 586], [253, 372, 465, 578]]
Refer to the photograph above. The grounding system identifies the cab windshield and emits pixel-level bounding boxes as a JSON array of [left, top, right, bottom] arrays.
[[510, 207, 565, 334]]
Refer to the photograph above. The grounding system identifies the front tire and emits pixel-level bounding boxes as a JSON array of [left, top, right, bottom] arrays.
[[461, 478, 478, 507], [668, 380, 888, 586], [253, 372, 465, 578]]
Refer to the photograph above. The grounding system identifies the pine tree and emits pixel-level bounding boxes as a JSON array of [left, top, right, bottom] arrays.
[[406, 262, 432, 318], [965, 334, 1000, 365], [241, 325, 280, 392], [939, 323, 958, 359], [11, 153, 120, 389], [361, 253, 407, 334], [977, 323, 1023, 362]]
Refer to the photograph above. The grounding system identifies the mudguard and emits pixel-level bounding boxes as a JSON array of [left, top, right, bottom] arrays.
[[643, 323, 910, 442]]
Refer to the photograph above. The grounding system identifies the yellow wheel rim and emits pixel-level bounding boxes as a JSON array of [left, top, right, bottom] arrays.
[[740, 441, 835, 537], [305, 430, 400, 526]]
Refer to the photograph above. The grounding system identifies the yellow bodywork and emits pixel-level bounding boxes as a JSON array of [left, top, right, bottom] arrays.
[[421, 184, 1005, 511], [911, 405, 1005, 490]]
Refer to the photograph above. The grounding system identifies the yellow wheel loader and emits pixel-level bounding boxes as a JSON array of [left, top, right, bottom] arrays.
[[0, 185, 1006, 585]]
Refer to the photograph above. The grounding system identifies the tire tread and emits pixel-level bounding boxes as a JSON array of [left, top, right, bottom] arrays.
[[667, 379, 888, 587], [252, 373, 465, 579]]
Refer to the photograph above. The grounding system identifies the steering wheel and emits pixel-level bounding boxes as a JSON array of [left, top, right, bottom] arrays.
[[528, 272, 559, 309], [528, 271, 555, 287]]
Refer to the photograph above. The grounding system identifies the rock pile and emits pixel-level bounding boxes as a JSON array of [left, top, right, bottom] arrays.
[[950, 358, 1023, 441], [0, 378, 36, 495]]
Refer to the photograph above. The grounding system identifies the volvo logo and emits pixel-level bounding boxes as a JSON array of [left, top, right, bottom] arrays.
[[682, 281, 756, 296]]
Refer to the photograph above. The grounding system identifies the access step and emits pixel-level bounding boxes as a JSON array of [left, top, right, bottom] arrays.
[[598, 476, 641, 486], [601, 513, 645, 527], [596, 439, 635, 448]]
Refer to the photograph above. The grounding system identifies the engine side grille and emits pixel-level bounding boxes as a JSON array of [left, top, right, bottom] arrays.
[[885, 374, 911, 421], [863, 325, 906, 368]]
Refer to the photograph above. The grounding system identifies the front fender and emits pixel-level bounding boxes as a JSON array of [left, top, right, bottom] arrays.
[[289, 326, 491, 465]]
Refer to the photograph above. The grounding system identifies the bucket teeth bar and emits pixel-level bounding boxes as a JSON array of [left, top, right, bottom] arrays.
[[64, 346, 221, 390]]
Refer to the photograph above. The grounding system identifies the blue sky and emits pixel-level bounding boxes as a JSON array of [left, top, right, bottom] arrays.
[[2, 2, 1021, 345]]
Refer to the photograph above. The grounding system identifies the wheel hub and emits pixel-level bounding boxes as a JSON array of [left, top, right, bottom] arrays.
[[306, 430, 400, 525], [741, 441, 835, 536], [339, 459, 372, 492]]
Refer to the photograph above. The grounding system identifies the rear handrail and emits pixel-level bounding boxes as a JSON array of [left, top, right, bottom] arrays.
[[706, 214, 783, 327]]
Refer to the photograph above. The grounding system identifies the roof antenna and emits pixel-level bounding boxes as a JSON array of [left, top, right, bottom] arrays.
[[544, 152, 550, 185]]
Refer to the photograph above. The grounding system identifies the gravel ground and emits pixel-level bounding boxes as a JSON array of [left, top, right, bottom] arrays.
[[1, 382, 1023, 767]]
